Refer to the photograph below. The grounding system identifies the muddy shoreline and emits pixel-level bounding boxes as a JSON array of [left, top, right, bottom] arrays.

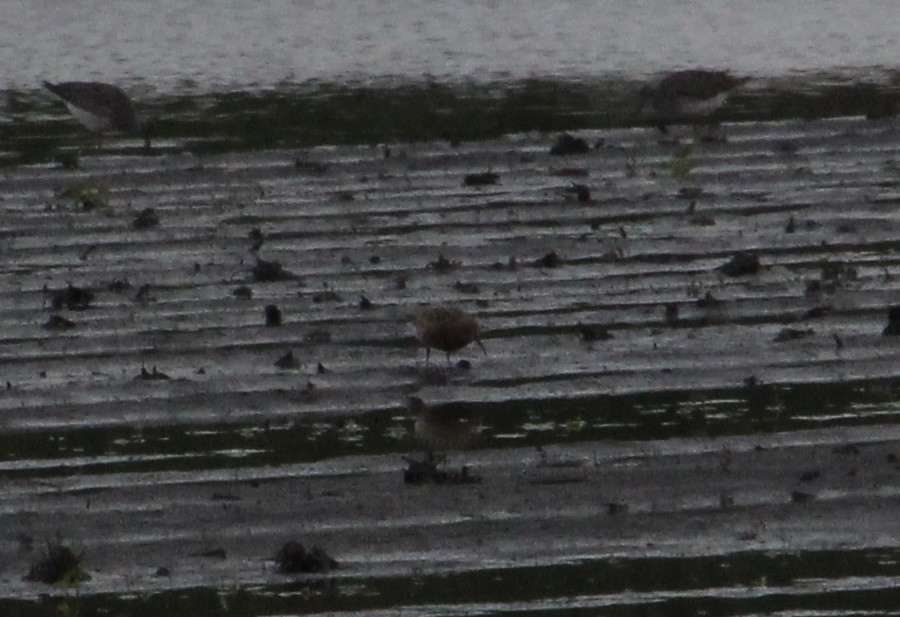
[[1, 110, 899, 613]]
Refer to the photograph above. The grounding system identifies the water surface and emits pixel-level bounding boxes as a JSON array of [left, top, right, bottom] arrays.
[[2, 0, 899, 92]]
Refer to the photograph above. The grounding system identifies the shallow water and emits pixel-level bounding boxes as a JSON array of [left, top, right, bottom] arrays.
[[2, 0, 899, 92]]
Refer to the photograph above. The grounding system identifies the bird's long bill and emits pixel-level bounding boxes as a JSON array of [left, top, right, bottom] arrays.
[[476, 337, 487, 356]]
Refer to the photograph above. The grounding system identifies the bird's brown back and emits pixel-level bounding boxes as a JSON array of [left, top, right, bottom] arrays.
[[659, 70, 748, 100], [44, 81, 140, 133], [414, 306, 480, 353]]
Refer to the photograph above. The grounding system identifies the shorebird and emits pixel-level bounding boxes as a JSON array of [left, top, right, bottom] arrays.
[[413, 305, 486, 365], [43, 81, 154, 152], [639, 69, 749, 136], [408, 396, 481, 462]]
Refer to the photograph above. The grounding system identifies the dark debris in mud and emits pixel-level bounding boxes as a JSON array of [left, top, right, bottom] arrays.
[[402, 455, 482, 485], [454, 281, 481, 294], [191, 547, 227, 559], [430, 254, 458, 273], [53, 149, 80, 170], [134, 366, 171, 381], [550, 133, 590, 156], [274, 350, 300, 370], [252, 258, 295, 282], [532, 251, 563, 268], [24, 542, 89, 585], [463, 171, 499, 187], [274, 541, 338, 574], [563, 182, 591, 202], [265, 304, 283, 326], [132, 207, 160, 230], [47, 284, 94, 311], [718, 252, 760, 277], [578, 323, 612, 342], [774, 327, 815, 342], [233, 285, 253, 299]]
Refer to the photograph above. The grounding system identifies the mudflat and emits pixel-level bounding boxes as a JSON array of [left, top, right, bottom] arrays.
[[1, 114, 899, 613]]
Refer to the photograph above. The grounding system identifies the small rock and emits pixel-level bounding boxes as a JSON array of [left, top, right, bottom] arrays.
[[274, 541, 338, 574], [453, 281, 480, 294], [233, 286, 253, 299], [564, 182, 591, 202], [717, 252, 760, 277], [578, 324, 612, 342], [265, 304, 282, 326], [252, 258, 294, 282], [533, 251, 562, 268], [550, 133, 590, 156], [463, 171, 499, 187], [430, 254, 458, 273], [132, 208, 159, 230], [791, 490, 815, 503], [274, 350, 299, 370], [48, 284, 94, 311]]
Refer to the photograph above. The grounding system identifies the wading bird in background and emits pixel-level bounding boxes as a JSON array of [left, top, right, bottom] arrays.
[[639, 69, 750, 138], [43, 81, 155, 152]]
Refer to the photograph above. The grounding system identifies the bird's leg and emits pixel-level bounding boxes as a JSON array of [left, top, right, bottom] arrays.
[[697, 121, 726, 144], [425, 347, 431, 366], [424, 449, 446, 466], [475, 338, 487, 356], [445, 351, 452, 366]]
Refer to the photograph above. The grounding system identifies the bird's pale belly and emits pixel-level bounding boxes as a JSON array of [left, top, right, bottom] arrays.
[[66, 102, 113, 132]]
